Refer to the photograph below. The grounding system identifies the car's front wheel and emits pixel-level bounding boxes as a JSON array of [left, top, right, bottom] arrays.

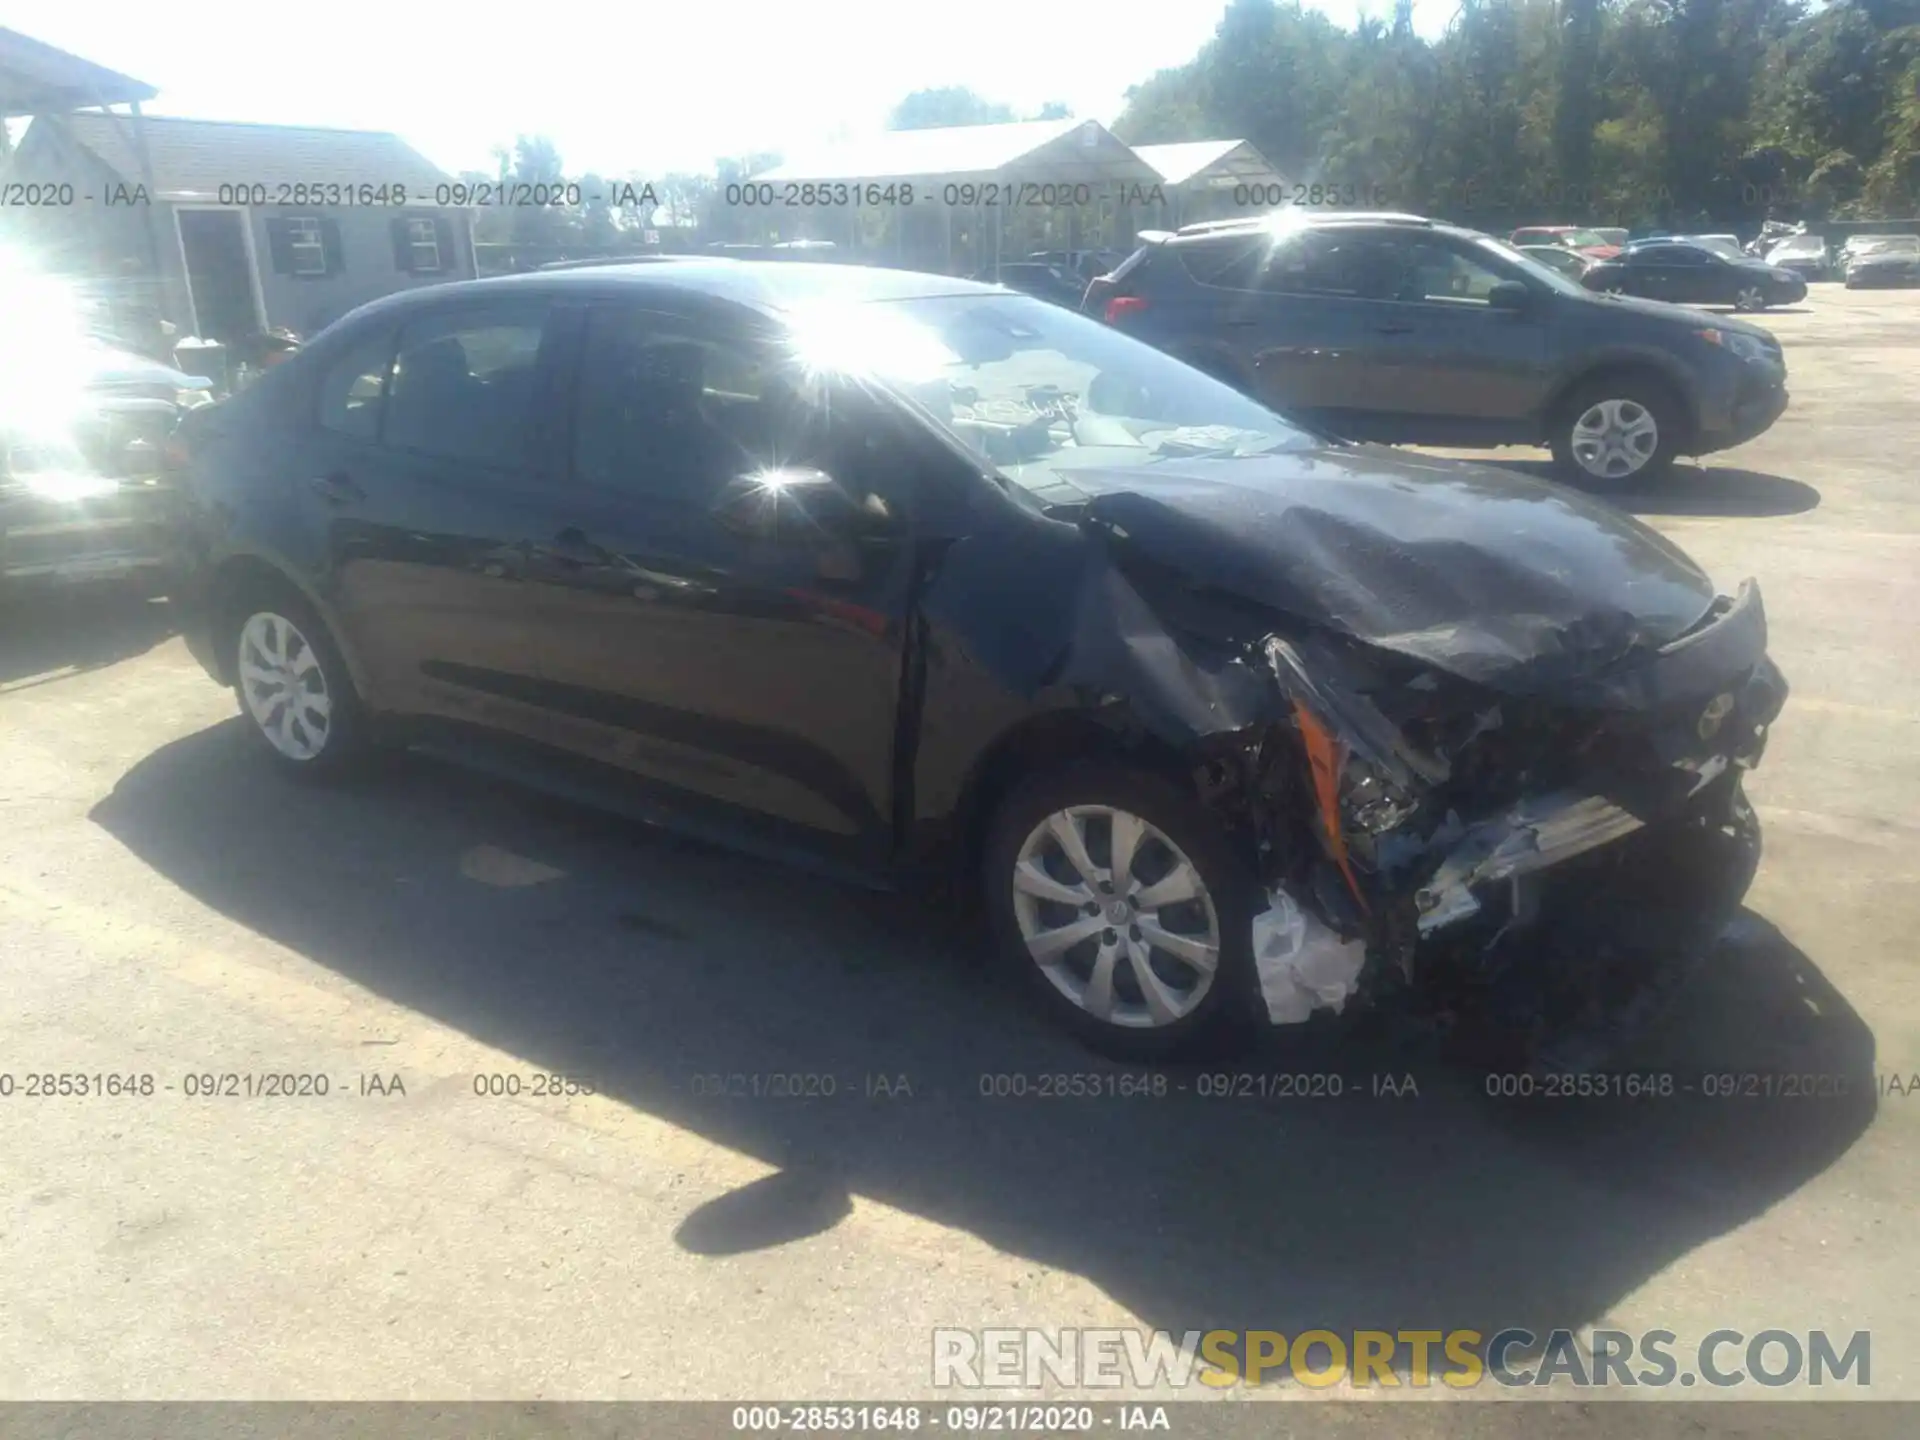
[[229, 588, 368, 778], [1550, 377, 1682, 488], [1734, 284, 1769, 312], [983, 764, 1261, 1061]]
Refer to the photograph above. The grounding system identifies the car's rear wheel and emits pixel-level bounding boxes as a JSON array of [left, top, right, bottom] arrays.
[[1550, 377, 1682, 488], [1734, 285, 1768, 312], [228, 587, 368, 778], [983, 764, 1261, 1061]]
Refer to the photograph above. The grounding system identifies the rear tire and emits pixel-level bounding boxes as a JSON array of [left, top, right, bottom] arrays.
[[224, 583, 370, 780], [1550, 375, 1684, 488], [982, 763, 1263, 1062]]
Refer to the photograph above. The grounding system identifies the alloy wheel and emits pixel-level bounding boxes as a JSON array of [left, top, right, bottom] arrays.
[[237, 611, 332, 761], [1570, 398, 1660, 481], [1010, 805, 1221, 1029], [1734, 285, 1766, 311]]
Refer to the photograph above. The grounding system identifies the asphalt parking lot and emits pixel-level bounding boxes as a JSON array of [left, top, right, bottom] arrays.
[[2, 287, 1917, 1407]]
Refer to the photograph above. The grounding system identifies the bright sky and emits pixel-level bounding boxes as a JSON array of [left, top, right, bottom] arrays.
[[18, 2, 1457, 179]]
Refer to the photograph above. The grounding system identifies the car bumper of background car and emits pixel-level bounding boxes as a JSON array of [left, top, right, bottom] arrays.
[[1, 504, 180, 594], [1845, 267, 1920, 288], [1695, 365, 1788, 452]]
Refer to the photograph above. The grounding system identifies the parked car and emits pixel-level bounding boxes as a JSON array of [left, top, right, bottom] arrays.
[[1581, 239, 1808, 312], [1515, 244, 1592, 279], [167, 260, 1787, 1063], [1082, 212, 1789, 486], [2, 340, 213, 600], [1508, 226, 1622, 260], [977, 261, 1087, 309], [1590, 228, 1629, 249], [1841, 235, 1920, 288], [1763, 233, 1833, 282]]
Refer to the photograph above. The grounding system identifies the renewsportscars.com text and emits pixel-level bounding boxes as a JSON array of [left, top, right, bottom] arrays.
[[931, 1327, 1871, 1390]]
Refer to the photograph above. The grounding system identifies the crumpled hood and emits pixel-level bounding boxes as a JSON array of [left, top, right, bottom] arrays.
[[1057, 446, 1720, 693]]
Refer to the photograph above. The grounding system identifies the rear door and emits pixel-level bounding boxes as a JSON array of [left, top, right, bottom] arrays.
[[1649, 244, 1722, 304], [297, 299, 569, 735], [1619, 244, 1693, 301], [1144, 230, 1376, 429]]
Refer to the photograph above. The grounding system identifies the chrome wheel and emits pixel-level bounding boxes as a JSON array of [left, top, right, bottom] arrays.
[[237, 611, 331, 761], [1734, 286, 1766, 311], [1010, 805, 1221, 1029], [1570, 398, 1660, 481]]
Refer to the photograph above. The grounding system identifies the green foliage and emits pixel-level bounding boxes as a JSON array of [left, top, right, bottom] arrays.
[[1111, 0, 1917, 222], [886, 88, 1017, 131]]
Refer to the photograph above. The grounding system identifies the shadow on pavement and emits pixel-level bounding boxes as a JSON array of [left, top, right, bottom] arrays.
[[91, 723, 1879, 1373], [1489, 459, 1822, 519], [0, 589, 177, 689]]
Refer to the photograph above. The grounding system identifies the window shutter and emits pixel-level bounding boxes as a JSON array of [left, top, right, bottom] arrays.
[[321, 217, 345, 275], [266, 218, 294, 275], [390, 216, 414, 273], [432, 216, 455, 272]]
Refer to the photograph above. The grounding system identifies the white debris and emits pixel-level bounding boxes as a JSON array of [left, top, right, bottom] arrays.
[[1250, 886, 1368, 1025]]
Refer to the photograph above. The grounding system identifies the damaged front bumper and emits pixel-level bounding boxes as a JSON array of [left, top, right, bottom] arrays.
[[1411, 758, 1731, 935], [1243, 582, 1787, 1044]]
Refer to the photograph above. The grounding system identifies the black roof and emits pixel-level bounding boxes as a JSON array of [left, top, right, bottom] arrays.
[[438, 260, 996, 312]]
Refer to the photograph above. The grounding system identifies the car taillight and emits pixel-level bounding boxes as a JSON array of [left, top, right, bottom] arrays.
[[1105, 295, 1148, 324]]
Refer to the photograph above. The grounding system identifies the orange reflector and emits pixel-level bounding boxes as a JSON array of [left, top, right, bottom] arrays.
[[1292, 700, 1369, 914]]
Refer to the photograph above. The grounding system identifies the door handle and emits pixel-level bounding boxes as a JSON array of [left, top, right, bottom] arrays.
[[308, 471, 364, 504]]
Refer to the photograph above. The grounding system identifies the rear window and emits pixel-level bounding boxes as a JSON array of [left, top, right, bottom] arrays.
[[1173, 236, 1264, 288], [1105, 243, 1157, 285]]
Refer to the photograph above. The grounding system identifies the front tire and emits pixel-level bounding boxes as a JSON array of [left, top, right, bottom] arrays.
[[982, 763, 1262, 1061], [1550, 376, 1683, 488], [227, 586, 369, 779], [1734, 285, 1769, 312]]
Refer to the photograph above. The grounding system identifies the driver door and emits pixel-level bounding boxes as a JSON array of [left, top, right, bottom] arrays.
[[514, 302, 922, 861]]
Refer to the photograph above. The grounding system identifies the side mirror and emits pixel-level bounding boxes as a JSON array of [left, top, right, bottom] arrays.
[[1487, 280, 1532, 312], [714, 466, 865, 543]]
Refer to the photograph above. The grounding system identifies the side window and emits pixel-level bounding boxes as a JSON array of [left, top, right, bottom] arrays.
[[1260, 233, 1404, 300], [383, 306, 549, 466], [573, 309, 800, 505], [317, 329, 396, 440], [1176, 236, 1267, 289], [571, 308, 906, 520], [1395, 240, 1511, 304]]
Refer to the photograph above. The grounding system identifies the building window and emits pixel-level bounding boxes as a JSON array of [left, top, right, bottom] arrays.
[[405, 217, 442, 272], [286, 216, 327, 275]]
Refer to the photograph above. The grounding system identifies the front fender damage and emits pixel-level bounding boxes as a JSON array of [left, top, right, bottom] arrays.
[[998, 527, 1786, 1056]]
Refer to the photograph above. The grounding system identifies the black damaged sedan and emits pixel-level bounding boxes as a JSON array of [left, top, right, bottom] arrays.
[[168, 262, 1788, 1063]]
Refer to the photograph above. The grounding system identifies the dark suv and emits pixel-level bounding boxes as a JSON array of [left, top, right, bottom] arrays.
[[1083, 213, 1789, 486]]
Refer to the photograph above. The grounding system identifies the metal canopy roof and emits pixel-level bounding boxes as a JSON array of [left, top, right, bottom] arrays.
[[752, 118, 1159, 191], [0, 28, 156, 117], [1132, 139, 1281, 190], [53, 113, 452, 197]]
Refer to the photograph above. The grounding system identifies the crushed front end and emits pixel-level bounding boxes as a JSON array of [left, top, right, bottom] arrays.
[[1232, 581, 1787, 1064]]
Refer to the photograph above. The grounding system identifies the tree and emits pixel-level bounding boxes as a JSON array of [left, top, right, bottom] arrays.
[[886, 88, 1016, 130]]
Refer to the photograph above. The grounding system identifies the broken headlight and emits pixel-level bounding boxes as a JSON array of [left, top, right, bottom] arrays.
[[1340, 753, 1420, 835]]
